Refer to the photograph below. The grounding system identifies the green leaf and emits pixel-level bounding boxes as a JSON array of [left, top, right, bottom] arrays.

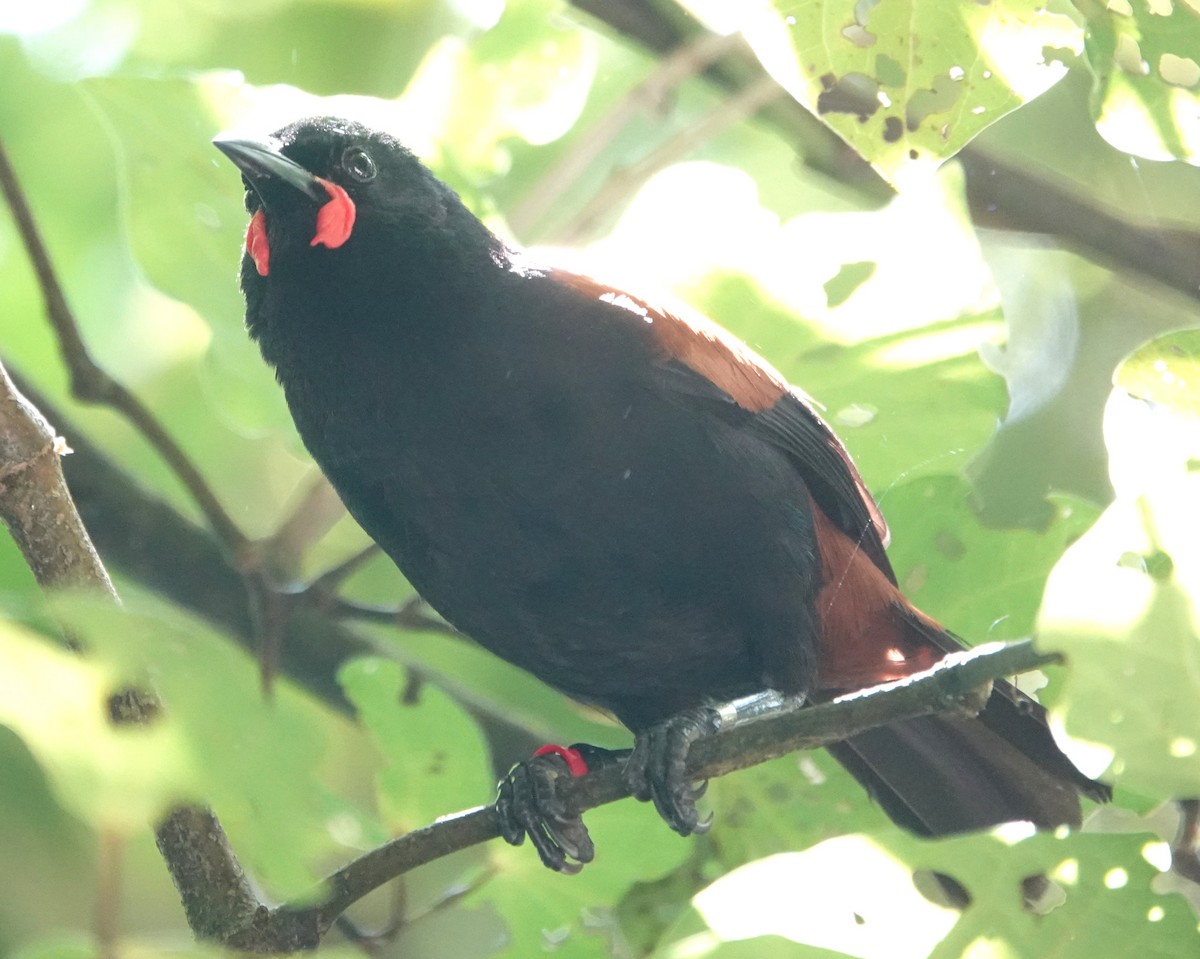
[[669, 828, 1198, 958], [683, 833, 960, 959], [370, 622, 629, 750], [883, 476, 1099, 643], [339, 655, 492, 831], [1041, 334, 1200, 796], [479, 800, 693, 958], [0, 617, 193, 834], [1081, 1, 1200, 162], [762, 0, 1082, 179], [1041, 471, 1200, 797], [1116, 328, 1200, 419], [428, 0, 596, 174], [42, 594, 366, 899], [708, 752, 893, 869], [83, 73, 295, 438]]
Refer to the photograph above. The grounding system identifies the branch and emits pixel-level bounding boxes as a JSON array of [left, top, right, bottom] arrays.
[[0, 360, 266, 948], [249, 640, 1055, 941], [0, 361, 115, 597], [0, 147, 279, 949], [262, 475, 348, 578], [0, 388, 1055, 957]]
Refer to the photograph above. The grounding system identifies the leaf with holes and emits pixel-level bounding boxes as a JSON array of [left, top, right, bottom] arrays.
[[1040, 468, 1200, 799], [765, 0, 1082, 179], [1116, 328, 1200, 420], [1081, 1, 1200, 162]]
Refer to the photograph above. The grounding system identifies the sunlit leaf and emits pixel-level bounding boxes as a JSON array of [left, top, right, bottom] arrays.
[[1040, 470, 1200, 797], [1041, 350, 1200, 797], [755, 0, 1082, 179], [1081, 2, 1200, 163], [1116, 328, 1200, 418], [664, 828, 1197, 958], [708, 751, 892, 869], [0, 617, 193, 833], [883, 477, 1099, 644]]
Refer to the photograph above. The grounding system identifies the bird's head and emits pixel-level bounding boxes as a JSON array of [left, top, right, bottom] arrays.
[[214, 116, 496, 285]]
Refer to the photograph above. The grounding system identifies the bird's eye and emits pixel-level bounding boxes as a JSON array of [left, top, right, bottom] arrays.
[[342, 148, 377, 183]]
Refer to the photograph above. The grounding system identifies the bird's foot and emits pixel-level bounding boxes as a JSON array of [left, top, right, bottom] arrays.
[[496, 745, 598, 873], [623, 708, 720, 836]]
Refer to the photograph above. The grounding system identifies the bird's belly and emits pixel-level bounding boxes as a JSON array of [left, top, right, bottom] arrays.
[[291, 350, 820, 727], [340, 447, 759, 704]]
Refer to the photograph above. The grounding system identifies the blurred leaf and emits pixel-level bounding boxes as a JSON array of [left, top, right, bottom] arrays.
[[669, 828, 1197, 958], [83, 73, 296, 438], [1116, 328, 1200, 418], [8, 932, 101, 959], [0, 616, 191, 834], [823, 260, 875, 308], [339, 655, 492, 831], [1041, 331, 1200, 796], [708, 751, 892, 869], [1041, 469, 1200, 798], [685, 834, 959, 959], [479, 799, 693, 959], [372, 623, 629, 752], [0, 526, 48, 624], [909, 828, 1198, 957], [1081, 1, 1200, 162], [44, 594, 370, 899], [655, 921, 845, 959], [436, 0, 596, 172], [883, 476, 1099, 643], [760, 0, 1082, 179]]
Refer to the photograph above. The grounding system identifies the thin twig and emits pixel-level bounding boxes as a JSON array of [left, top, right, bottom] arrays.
[[332, 595, 460, 636], [311, 543, 382, 594], [95, 829, 123, 959], [554, 75, 784, 244], [267, 475, 349, 576], [0, 139, 248, 553], [508, 32, 742, 239]]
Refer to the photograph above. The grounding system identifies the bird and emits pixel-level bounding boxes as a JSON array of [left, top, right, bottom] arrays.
[[214, 116, 1107, 873]]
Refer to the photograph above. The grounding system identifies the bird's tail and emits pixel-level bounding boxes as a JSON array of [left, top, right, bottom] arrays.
[[825, 609, 1110, 836]]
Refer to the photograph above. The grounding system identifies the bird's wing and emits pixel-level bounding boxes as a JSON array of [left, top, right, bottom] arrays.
[[549, 266, 893, 580]]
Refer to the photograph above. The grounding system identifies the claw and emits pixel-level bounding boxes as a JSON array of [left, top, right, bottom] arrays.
[[495, 750, 596, 872], [624, 707, 719, 836]]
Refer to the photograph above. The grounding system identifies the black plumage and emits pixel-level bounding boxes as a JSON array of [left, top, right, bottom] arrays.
[[216, 117, 1106, 870]]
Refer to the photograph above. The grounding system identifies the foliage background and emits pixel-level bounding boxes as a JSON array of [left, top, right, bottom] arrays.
[[1, 0, 1199, 956]]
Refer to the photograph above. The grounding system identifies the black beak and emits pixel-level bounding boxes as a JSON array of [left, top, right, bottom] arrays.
[[213, 134, 326, 203]]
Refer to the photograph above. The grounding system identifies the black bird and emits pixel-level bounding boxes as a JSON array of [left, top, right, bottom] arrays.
[[214, 117, 1107, 872]]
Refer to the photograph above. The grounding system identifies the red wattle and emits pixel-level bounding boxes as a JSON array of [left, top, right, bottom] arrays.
[[246, 209, 270, 276], [533, 744, 589, 777], [312, 178, 356, 249]]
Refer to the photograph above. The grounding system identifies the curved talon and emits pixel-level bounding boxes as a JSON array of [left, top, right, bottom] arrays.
[[624, 707, 719, 836], [495, 752, 595, 872]]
